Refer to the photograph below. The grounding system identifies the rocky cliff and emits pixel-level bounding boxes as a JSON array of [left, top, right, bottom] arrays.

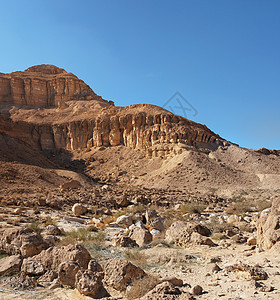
[[0, 65, 224, 157], [0, 64, 104, 108]]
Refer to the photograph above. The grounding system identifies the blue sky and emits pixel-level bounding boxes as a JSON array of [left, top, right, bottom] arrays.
[[1, 0, 280, 149]]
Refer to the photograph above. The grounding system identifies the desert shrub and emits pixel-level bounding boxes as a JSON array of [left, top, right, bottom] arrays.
[[126, 275, 159, 299], [43, 216, 57, 226], [255, 199, 272, 211], [59, 228, 105, 246], [26, 221, 42, 233], [180, 203, 206, 215], [124, 249, 147, 269], [211, 232, 229, 241]]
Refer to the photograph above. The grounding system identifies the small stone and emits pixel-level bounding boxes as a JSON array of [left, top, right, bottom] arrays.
[[191, 285, 203, 295], [72, 203, 87, 217]]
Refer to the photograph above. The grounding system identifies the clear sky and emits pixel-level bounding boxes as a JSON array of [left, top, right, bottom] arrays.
[[1, 0, 280, 149]]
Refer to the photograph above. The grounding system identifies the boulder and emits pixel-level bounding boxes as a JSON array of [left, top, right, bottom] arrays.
[[58, 260, 81, 287], [88, 259, 103, 273], [140, 281, 192, 300], [75, 270, 106, 297], [42, 225, 62, 236], [165, 221, 195, 247], [104, 259, 146, 292], [257, 198, 280, 249], [21, 259, 45, 276], [148, 217, 165, 232], [166, 221, 213, 247], [190, 232, 216, 247], [114, 236, 138, 248], [0, 227, 48, 258], [30, 244, 91, 271], [116, 215, 133, 228], [0, 254, 22, 276], [227, 215, 242, 224], [190, 285, 203, 295], [129, 227, 153, 247], [72, 203, 87, 217]]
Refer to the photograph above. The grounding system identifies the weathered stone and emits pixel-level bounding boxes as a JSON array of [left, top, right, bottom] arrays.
[[257, 198, 280, 249], [72, 203, 87, 217], [226, 263, 268, 281], [75, 270, 105, 297], [42, 225, 62, 236], [104, 259, 146, 292], [21, 259, 45, 276], [129, 227, 153, 247], [29, 244, 91, 271], [88, 259, 103, 273], [114, 236, 138, 248], [0, 255, 22, 276], [58, 260, 81, 287], [116, 215, 133, 228], [0, 227, 48, 258]]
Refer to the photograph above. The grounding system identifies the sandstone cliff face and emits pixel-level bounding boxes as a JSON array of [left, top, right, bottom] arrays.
[[0, 65, 224, 157], [0, 64, 103, 108]]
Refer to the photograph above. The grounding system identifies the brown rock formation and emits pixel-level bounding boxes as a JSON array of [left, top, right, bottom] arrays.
[[0, 65, 224, 157], [0, 64, 104, 108]]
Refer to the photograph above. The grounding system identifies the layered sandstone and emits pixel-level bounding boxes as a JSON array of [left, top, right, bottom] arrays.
[[0, 65, 224, 157], [0, 64, 104, 108]]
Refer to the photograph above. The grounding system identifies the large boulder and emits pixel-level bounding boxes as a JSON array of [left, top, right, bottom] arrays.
[[129, 227, 152, 247], [165, 221, 211, 247], [0, 227, 48, 258], [257, 198, 280, 249], [21, 259, 45, 276], [58, 261, 81, 287], [0, 255, 22, 276], [75, 269, 105, 297], [30, 244, 91, 271], [104, 259, 146, 292]]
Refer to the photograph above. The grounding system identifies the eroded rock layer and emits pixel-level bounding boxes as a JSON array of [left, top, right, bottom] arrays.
[[0, 64, 103, 108], [0, 65, 224, 156]]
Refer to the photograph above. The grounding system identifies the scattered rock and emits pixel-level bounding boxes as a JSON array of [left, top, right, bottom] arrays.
[[226, 263, 268, 280]]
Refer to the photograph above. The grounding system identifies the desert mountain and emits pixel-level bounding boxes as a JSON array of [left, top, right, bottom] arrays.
[[0, 64, 280, 197]]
